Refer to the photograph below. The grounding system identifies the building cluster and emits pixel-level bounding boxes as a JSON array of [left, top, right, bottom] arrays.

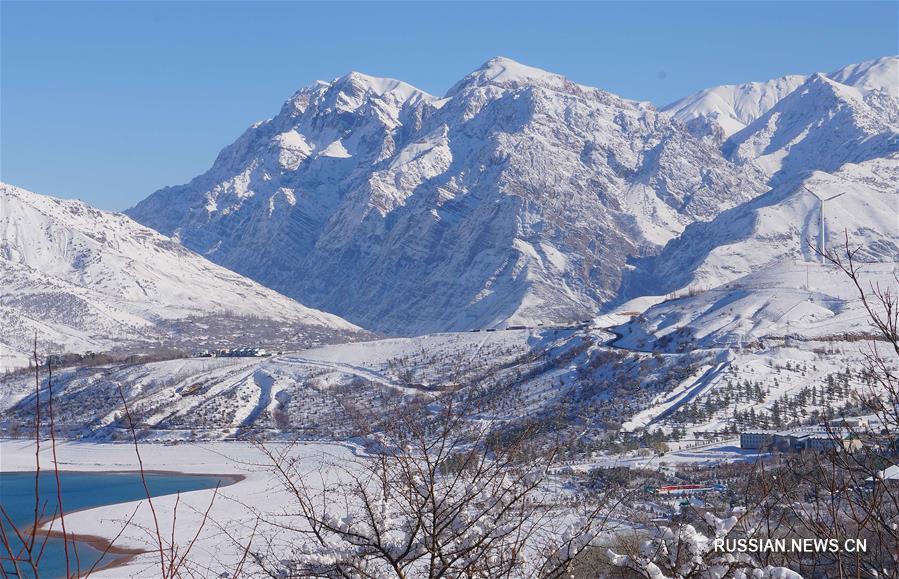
[[740, 422, 866, 453], [469, 320, 593, 333], [193, 347, 270, 358]]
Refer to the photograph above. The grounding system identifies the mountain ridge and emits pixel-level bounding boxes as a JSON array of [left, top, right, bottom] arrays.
[[128, 57, 782, 334]]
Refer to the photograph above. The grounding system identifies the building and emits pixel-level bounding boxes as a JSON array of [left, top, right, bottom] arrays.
[[829, 417, 869, 429], [654, 483, 725, 495], [194, 347, 270, 358], [741, 427, 862, 452], [740, 430, 776, 450]]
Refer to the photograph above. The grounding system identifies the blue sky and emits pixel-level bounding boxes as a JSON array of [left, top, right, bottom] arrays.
[[2, 1, 896, 210]]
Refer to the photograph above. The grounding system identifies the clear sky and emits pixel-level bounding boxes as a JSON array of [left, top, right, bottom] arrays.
[[2, 1, 896, 211]]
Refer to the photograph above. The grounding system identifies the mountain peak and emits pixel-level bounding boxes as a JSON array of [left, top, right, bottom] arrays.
[[800, 71, 866, 102], [828, 55, 898, 96], [446, 56, 569, 96], [329, 71, 431, 103], [477, 56, 552, 78], [663, 54, 897, 138], [278, 71, 432, 119], [662, 73, 807, 137]]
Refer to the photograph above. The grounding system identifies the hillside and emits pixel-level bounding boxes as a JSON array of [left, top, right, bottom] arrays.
[[617, 156, 899, 301], [0, 183, 368, 369]]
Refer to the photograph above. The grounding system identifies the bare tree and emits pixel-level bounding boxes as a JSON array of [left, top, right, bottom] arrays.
[[250, 398, 616, 578]]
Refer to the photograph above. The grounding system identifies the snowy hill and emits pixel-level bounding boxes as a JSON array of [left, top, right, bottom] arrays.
[[2, 302, 881, 446], [0, 328, 560, 439], [604, 256, 896, 433], [128, 57, 767, 335], [0, 184, 367, 369], [615, 259, 899, 352]]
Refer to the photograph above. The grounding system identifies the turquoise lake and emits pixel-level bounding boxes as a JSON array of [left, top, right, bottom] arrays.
[[0, 471, 226, 578]]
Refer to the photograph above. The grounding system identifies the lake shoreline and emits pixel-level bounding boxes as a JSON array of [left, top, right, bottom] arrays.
[[6, 469, 246, 578], [1, 439, 354, 576]]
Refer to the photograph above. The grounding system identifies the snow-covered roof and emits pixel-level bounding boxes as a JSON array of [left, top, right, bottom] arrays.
[[880, 465, 899, 480]]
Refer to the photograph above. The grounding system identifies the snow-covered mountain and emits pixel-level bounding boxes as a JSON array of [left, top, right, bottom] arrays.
[[128, 57, 767, 335], [663, 55, 898, 139], [125, 56, 896, 336], [723, 73, 898, 181], [827, 55, 898, 95], [616, 56, 898, 303], [0, 184, 367, 369]]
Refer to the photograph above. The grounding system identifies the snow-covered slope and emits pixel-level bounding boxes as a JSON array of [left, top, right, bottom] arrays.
[[0, 183, 367, 369], [622, 58, 898, 306], [663, 74, 807, 138], [618, 156, 899, 301], [663, 56, 898, 139], [723, 72, 899, 180], [605, 257, 896, 433], [827, 55, 898, 96], [615, 259, 898, 352], [0, 328, 556, 439], [128, 57, 766, 334]]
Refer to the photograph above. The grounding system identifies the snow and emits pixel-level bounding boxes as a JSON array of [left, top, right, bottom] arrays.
[[619, 259, 899, 350], [622, 358, 730, 431], [665, 55, 897, 138], [276, 130, 312, 169], [447, 56, 571, 94], [724, 71, 898, 182], [333, 71, 431, 103], [319, 139, 352, 158], [621, 157, 899, 302], [827, 55, 898, 96], [0, 329, 543, 439]]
